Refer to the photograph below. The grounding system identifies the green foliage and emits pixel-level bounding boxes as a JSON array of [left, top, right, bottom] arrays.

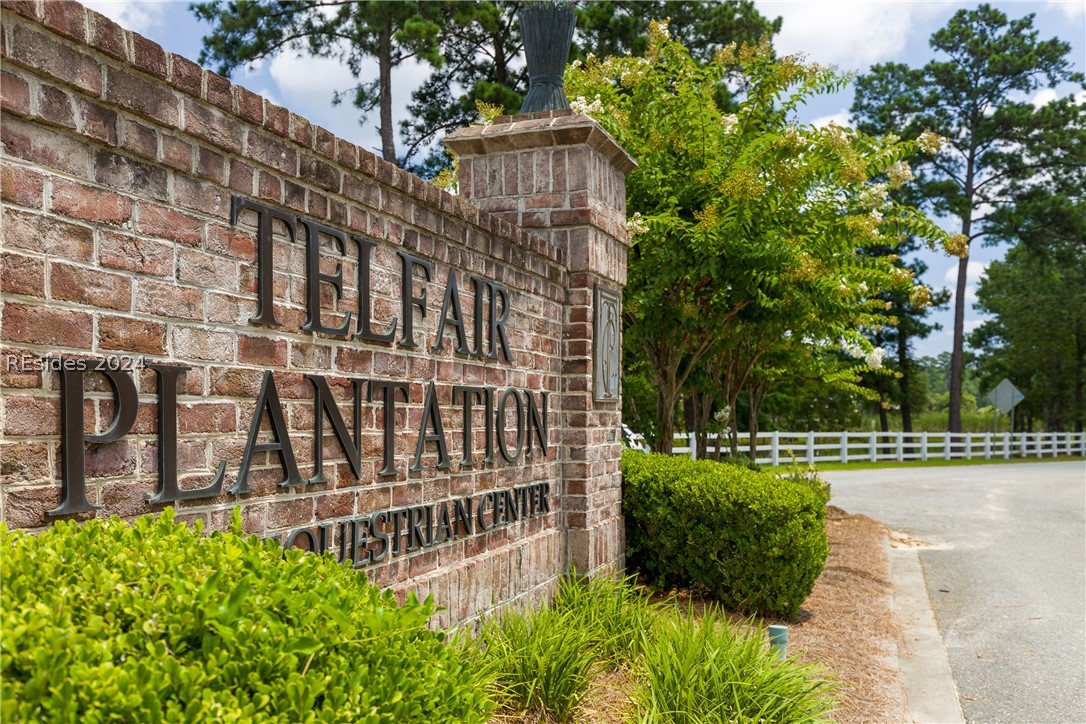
[[781, 461, 831, 507], [478, 602, 599, 722], [622, 451, 828, 620], [0, 511, 492, 722], [566, 25, 953, 453], [633, 609, 838, 723], [851, 3, 1084, 432], [552, 572, 661, 664]]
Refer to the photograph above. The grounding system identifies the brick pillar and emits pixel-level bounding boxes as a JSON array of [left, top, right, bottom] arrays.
[[446, 110, 636, 576]]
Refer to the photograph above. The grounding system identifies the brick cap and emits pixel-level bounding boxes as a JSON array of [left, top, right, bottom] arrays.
[[445, 113, 637, 176]]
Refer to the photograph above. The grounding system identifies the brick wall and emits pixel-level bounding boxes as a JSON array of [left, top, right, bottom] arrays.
[[0, 0, 631, 626]]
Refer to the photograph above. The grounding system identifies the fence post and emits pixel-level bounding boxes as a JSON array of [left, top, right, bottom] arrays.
[[806, 431, 815, 465], [688, 431, 697, 459], [1003, 433, 1010, 459], [869, 431, 877, 462], [921, 432, 928, 461], [1036, 432, 1042, 459], [771, 431, 780, 467], [944, 432, 952, 461], [964, 432, 971, 460], [895, 432, 904, 461], [984, 433, 991, 460], [840, 432, 848, 464]]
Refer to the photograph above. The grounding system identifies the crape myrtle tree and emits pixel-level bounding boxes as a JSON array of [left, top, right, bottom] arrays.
[[566, 24, 955, 453], [851, 4, 1083, 433]]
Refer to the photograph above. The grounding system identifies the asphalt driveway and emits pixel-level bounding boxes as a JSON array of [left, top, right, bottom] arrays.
[[823, 461, 1086, 724]]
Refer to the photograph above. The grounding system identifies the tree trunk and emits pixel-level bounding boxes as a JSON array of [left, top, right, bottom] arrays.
[[949, 151, 976, 434], [378, 20, 396, 163], [652, 377, 680, 454]]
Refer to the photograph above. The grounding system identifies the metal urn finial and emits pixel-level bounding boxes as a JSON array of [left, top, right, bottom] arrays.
[[518, 1, 576, 113]]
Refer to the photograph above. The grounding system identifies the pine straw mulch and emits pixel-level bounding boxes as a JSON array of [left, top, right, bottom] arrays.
[[496, 505, 906, 723]]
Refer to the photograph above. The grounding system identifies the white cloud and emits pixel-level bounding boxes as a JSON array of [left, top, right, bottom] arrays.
[[810, 109, 851, 127], [755, 1, 948, 68], [84, 1, 165, 34], [1047, 0, 1085, 21], [266, 50, 431, 158], [1031, 87, 1059, 108], [944, 260, 988, 303]]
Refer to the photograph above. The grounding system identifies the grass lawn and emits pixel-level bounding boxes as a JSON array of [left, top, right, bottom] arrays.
[[767, 455, 1085, 473]]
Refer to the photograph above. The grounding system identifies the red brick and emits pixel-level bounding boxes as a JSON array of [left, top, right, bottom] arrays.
[[50, 179, 132, 226], [0, 347, 43, 389], [88, 11, 128, 61], [268, 498, 313, 529], [2, 395, 60, 435], [93, 150, 168, 201], [171, 174, 230, 218], [290, 112, 312, 146], [315, 491, 355, 519], [205, 71, 232, 111], [177, 248, 238, 291], [0, 163, 43, 207], [2, 486, 70, 529], [228, 160, 255, 194], [1, 442, 50, 483], [210, 366, 263, 397], [206, 291, 251, 325], [178, 402, 236, 433], [2, 301, 93, 348], [42, 1, 86, 42], [0, 69, 31, 115], [85, 440, 136, 478], [1, 116, 93, 178], [238, 334, 287, 366], [206, 224, 256, 261], [171, 327, 234, 362], [257, 170, 281, 202], [265, 102, 289, 134], [1, 251, 45, 297], [7, 23, 102, 96], [101, 480, 154, 518], [98, 230, 174, 277], [235, 85, 263, 124], [182, 98, 243, 150], [119, 117, 158, 159], [2, 207, 93, 260], [197, 147, 225, 182], [248, 131, 297, 174], [98, 315, 166, 354], [50, 262, 132, 311], [170, 54, 203, 97], [136, 203, 202, 246], [135, 280, 203, 320], [132, 35, 168, 79], [161, 133, 192, 171], [0, 1, 40, 21], [106, 67, 179, 127], [79, 99, 118, 146]]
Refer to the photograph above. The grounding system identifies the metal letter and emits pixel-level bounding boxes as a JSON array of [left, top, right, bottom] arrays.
[[525, 390, 549, 459], [496, 388, 525, 462], [234, 371, 304, 494], [52, 364, 137, 516], [397, 251, 432, 348], [299, 219, 353, 336], [352, 235, 397, 342], [305, 374, 362, 483], [146, 364, 225, 504], [231, 196, 297, 327], [411, 380, 452, 472], [367, 379, 410, 476], [432, 268, 470, 354]]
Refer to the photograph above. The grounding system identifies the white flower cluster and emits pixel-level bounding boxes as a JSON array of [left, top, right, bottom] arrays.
[[626, 211, 649, 237], [570, 59, 582, 69], [860, 182, 889, 209], [888, 160, 914, 188], [844, 343, 865, 360], [570, 94, 603, 117], [917, 129, 946, 154], [721, 113, 740, 134], [714, 405, 732, 424], [865, 348, 885, 370]]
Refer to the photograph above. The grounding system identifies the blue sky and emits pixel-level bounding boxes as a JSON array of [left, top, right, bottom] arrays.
[[85, 1, 1086, 358]]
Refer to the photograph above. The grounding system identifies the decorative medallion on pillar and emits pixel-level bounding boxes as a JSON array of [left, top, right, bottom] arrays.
[[594, 285, 621, 402]]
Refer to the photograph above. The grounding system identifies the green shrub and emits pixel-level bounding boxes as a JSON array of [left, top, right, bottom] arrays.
[[478, 603, 598, 722], [0, 510, 492, 722], [623, 450, 829, 619], [782, 461, 832, 506], [634, 610, 838, 723]]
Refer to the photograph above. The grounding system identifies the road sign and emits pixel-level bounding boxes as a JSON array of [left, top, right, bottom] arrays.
[[988, 378, 1024, 415]]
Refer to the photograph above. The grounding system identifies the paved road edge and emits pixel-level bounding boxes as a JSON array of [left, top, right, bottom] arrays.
[[889, 541, 964, 724]]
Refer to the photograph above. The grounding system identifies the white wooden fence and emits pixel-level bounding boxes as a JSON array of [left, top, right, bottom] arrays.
[[666, 430, 1086, 466]]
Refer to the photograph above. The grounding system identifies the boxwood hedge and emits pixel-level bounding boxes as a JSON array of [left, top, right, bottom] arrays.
[[622, 450, 829, 620], [0, 510, 492, 722]]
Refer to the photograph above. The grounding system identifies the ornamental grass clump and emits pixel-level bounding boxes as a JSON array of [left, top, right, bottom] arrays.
[[634, 610, 839, 723], [0, 510, 493, 722], [623, 450, 829, 620], [552, 571, 662, 665]]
